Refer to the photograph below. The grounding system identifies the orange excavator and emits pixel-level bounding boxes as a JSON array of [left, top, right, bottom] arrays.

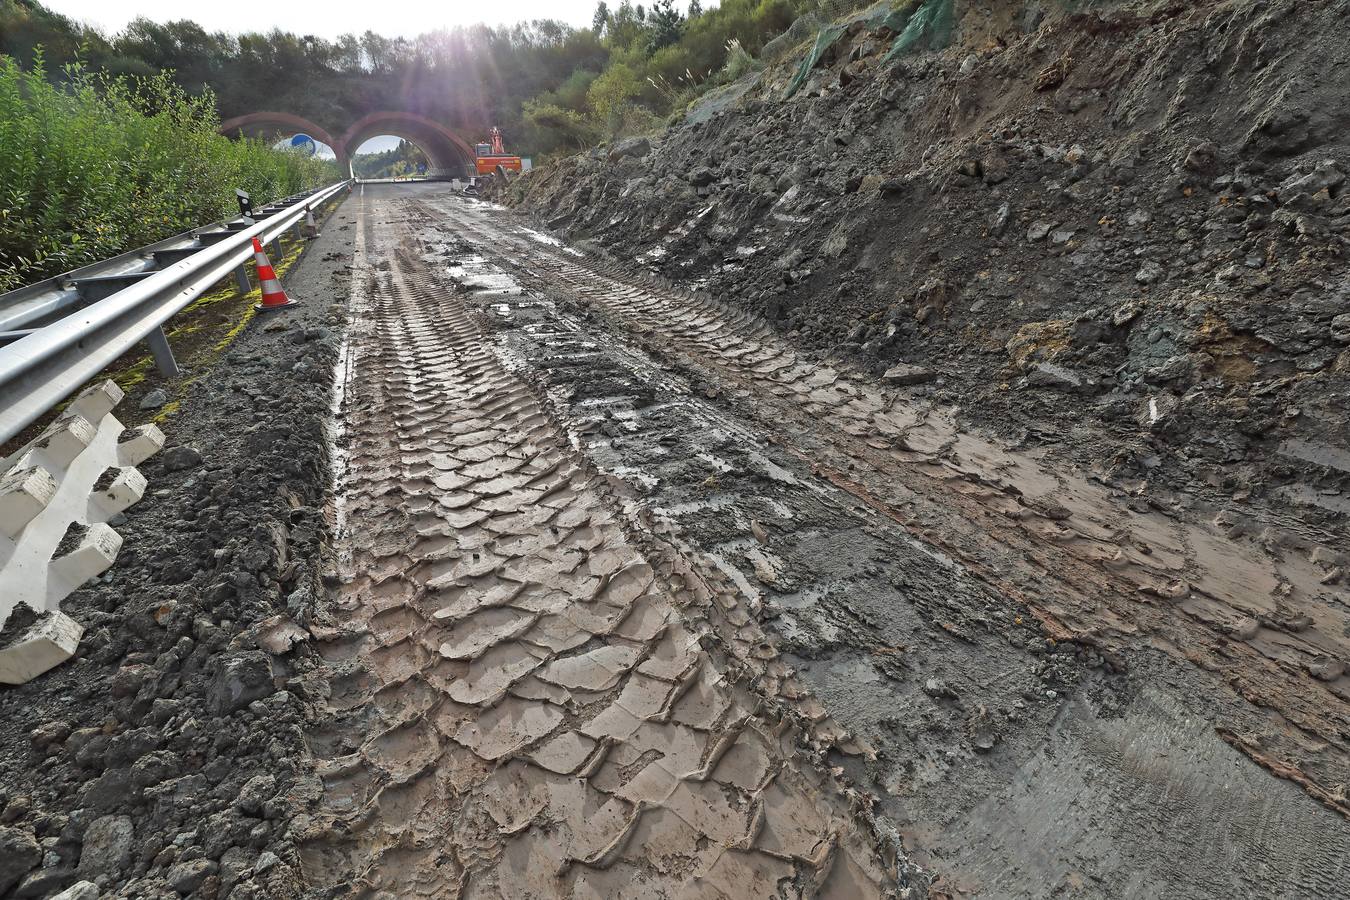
[[474, 127, 523, 177]]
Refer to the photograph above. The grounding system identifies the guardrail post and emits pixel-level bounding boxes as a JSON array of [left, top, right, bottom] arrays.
[[235, 265, 251, 294], [146, 326, 180, 378]]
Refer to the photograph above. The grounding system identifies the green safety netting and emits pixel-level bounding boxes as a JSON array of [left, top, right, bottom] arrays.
[[784, 23, 848, 98], [784, 0, 957, 98], [885, 0, 957, 62]]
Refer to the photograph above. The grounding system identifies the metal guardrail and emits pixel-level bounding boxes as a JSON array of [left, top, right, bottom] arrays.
[[0, 180, 350, 445]]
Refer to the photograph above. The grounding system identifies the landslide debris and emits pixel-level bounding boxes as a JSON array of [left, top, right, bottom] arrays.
[[507, 0, 1350, 524]]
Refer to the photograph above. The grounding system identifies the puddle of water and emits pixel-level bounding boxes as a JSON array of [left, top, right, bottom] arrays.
[[514, 226, 583, 256], [605, 464, 660, 493], [328, 205, 366, 551], [517, 226, 562, 246], [446, 256, 522, 296]]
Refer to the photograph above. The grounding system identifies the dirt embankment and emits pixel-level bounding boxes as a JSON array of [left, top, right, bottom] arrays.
[[0, 197, 357, 899], [506, 0, 1350, 528]]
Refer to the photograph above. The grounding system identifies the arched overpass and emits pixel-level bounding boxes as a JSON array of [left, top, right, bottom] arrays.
[[219, 112, 346, 161], [219, 110, 476, 178], [340, 112, 476, 177]]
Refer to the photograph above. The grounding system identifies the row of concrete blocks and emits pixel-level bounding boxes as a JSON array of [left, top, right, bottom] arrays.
[[0, 381, 163, 685]]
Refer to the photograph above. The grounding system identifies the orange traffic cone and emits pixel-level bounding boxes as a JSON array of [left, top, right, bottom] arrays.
[[251, 237, 297, 311]]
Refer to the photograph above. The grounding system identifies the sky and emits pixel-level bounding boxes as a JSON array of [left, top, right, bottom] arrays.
[[44, 0, 602, 40]]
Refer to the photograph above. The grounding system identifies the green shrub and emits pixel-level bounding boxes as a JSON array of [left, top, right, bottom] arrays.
[[0, 54, 338, 292], [722, 38, 760, 81]]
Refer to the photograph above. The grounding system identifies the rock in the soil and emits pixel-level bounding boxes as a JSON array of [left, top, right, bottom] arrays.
[[160, 446, 203, 472], [923, 677, 958, 700], [236, 774, 277, 816], [167, 858, 216, 895], [77, 814, 134, 878], [48, 882, 99, 900], [968, 705, 1000, 752], [1026, 362, 1084, 390], [208, 651, 275, 714], [0, 826, 41, 894], [882, 363, 936, 386], [609, 136, 651, 162], [139, 389, 168, 410], [990, 203, 1011, 235], [1280, 160, 1344, 197], [1182, 141, 1219, 173], [1135, 261, 1164, 284], [1331, 313, 1350, 344], [688, 167, 715, 187]]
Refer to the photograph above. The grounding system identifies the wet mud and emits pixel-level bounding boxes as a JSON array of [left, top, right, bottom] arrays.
[[285, 183, 1350, 898], [338, 184, 1350, 899], [296, 186, 906, 899]]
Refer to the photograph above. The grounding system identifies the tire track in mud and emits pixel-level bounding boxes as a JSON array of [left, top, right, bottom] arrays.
[[389, 188, 1350, 897], [427, 196, 1350, 820], [297, 191, 904, 898]]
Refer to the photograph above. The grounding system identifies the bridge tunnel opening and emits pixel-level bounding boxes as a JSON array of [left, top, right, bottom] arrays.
[[341, 113, 475, 181], [350, 135, 435, 181]]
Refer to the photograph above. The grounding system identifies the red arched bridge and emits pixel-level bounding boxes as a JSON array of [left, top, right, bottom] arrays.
[[219, 111, 478, 177]]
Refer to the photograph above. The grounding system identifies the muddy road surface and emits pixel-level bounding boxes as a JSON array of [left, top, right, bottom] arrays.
[[301, 184, 1350, 899]]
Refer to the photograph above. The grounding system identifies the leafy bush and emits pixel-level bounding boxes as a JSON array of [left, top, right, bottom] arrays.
[[0, 54, 337, 292], [587, 60, 644, 134]]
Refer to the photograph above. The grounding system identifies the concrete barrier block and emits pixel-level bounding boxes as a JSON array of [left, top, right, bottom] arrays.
[[0, 387, 160, 655], [0, 466, 58, 539], [49, 522, 122, 588], [66, 379, 125, 423], [0, 610, 83, 685], [117, 424, 166, 467], [89, 466, 147, 518], [23, 414, 98, 471]]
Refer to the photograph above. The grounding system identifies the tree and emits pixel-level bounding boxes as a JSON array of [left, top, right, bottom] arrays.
[[586, 61, 641, 132], [646, 0, 684, 53], [0, 0, 818, 161], [592, 2, 610, 37]]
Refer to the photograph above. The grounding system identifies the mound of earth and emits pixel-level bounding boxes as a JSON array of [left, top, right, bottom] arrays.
[[505, 0, 1350, 527]]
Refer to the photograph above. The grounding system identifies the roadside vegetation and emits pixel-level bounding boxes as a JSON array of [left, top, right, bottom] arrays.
[[0, 53, 337, 292], [0, 0, 881, 289], [351, 139, 431, 179], [0, 0, 851, 162]]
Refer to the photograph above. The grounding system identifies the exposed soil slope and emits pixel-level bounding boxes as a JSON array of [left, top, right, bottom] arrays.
[[508, 0, 1350, 525]]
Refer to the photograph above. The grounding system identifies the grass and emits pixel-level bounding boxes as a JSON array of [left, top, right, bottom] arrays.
[[0, 54, 338, 293]]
